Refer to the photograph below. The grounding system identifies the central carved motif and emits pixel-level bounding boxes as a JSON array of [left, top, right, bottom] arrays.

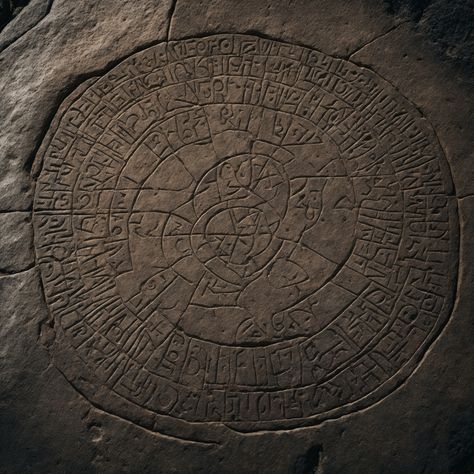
[[117, 134, 357, 346]]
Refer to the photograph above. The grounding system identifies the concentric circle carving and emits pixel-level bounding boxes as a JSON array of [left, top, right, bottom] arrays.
[[33, 34, 458, 434]]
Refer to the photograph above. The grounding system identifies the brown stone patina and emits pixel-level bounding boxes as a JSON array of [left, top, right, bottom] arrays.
[[33, 34, 458, 439]]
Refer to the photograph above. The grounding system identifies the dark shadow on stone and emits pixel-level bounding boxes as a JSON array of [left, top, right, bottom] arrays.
[[448, 410, 474, 474], [384, 0, 433, 21], [384, 0, 474, 75], [0, 0, 30, 31], [293, 444, 322, 474]]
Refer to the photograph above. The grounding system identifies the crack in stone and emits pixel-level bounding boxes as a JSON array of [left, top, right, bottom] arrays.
[[166, 0, 178, 41], [0, 264, 36, 277], [0, 0, 54, 54], [348, 20, 410, 59]]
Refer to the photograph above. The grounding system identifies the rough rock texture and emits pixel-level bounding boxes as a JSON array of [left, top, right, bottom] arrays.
[[0, 0, 52, 51], [385, 0, 474, 73], [0, 0, 174, 211], [0, 211, 34, 273], [0, 1, 473, 473]]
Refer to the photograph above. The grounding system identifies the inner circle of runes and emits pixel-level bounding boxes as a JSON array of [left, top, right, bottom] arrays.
[[33, 34, 458, 434]]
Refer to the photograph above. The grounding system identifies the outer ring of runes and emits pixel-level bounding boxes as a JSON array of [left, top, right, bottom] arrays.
[[33, 34, 458, 436]]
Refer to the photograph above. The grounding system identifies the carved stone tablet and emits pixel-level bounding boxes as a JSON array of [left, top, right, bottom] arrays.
[[33, 34, 458, 435]]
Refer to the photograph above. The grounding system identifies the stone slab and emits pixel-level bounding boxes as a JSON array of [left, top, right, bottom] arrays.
[[0, 1, 473, 473]]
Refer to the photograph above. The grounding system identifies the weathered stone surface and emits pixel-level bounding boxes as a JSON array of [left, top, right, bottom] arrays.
[[0, 269, 46, 398], [384, 0, 474, 73], [0, 0, 52, 51], [0, 0, 174, 211], [0, 211, 34, 273], [1, 1, 473, 473], [168, 0, 399, 57]]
